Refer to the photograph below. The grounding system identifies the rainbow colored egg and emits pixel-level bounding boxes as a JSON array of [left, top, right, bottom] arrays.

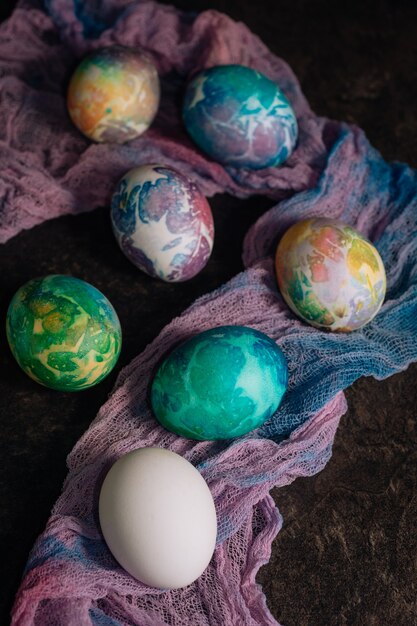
[[275, 218, 386, 331], [67, 45, 160, 143], [151, 325, 288, 440], [6, 275, 121, 391], [111, 164, 214, 282], [182, 64, 298, 169]]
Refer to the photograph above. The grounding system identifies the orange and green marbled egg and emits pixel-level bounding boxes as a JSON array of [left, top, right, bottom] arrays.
[[6, 275, 122, 391], [275, 218, 386, 332], [67, 45, 160, 143]]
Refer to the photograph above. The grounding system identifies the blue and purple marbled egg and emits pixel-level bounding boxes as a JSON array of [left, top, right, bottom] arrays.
[[182, 65, 298, 170], [111, 164, 214, 282]]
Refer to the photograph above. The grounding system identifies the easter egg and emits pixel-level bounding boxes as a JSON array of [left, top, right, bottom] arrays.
[[182, 64, 298, 169], [275, 218, 386, 331], [111, 164, 214, 282], [151, 325, 288, 440], [99, 447, 217, 589], [67, 45, 160, 143], [6, 275, 122, 391]]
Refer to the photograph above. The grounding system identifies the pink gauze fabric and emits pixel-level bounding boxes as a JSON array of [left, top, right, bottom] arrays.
[[6, 1, 417, 625], [0, 0, 332, 244]]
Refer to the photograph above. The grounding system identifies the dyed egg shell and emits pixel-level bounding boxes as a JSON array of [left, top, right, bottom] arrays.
[[67, 45, 160, 143], [151, 325, 288, 440], [6, 275, 122, 391], [275, 218, 386, 331], [182, 64, 298, 169], [111, 164, 214, 282], [99, 447, 217, 589]]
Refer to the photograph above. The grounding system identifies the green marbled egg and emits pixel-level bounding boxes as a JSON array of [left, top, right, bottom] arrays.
[[6, 275, 122, 391], [151, 325, 288, 440]]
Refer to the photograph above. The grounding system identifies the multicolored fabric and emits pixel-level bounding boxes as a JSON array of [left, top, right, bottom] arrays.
[[0, 0, 328, 244], [3, 1, 416, 625]]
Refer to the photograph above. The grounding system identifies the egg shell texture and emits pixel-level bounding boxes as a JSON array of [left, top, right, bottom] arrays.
[[6, 275, 121, 391], [275, 218, 386, 331], [67, 45, 160, 143], [99, 447, 217, 589], [111, 164, 214, 282], [182, 64, 298, 169], [151, 325, 288, 440]]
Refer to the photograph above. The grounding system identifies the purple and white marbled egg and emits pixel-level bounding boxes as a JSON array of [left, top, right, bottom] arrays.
[[111, 165, 214, 282]]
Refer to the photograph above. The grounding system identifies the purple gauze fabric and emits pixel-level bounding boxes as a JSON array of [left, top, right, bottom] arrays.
[[6, 0, 417, 625], [0, 0, 331, 243]]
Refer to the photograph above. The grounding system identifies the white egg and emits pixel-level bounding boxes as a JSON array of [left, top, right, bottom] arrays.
[[99, 447, 217, 589]]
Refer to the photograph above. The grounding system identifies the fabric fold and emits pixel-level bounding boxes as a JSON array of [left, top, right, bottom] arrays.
[[1, 0, 332, 243]]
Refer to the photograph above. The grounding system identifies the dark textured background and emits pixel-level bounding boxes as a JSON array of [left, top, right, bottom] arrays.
[[1, 1, 417, 625]]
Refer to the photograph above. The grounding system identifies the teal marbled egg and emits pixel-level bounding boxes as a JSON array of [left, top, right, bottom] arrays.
[[150, 325, 288, 440], [6, 275, 122, 391]]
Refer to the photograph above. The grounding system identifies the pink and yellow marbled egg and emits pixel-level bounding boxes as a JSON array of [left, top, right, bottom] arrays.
[[67, 45, 160, 143], [275, 218, 386, 332]]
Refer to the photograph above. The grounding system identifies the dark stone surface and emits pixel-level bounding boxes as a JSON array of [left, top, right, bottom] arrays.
[[1, 1, 417, 625], [259, 370, 417, 626]]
